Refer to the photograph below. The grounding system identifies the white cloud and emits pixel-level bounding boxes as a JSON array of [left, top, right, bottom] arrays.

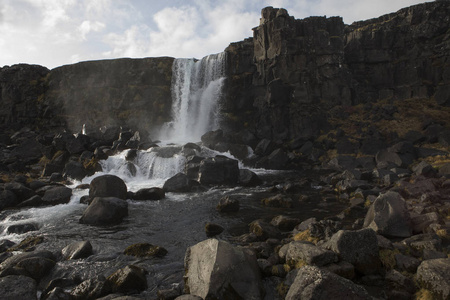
[[79, 20, 106, 40]]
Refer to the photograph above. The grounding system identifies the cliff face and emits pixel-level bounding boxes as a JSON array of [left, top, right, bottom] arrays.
[[0, 64, 50, 130], [1, 2, 449, 143], [224, 1, 450, 142], [0, 57, 174, 135], [46, 57, 174, 134], [345, 1, 450, 104]]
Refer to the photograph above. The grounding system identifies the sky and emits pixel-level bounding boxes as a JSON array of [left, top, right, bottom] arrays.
[[0, 0, 431, 69]]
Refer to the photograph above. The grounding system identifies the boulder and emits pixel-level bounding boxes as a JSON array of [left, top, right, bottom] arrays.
[[205, 223, 224, 237], [416, 258, 450, 300], [175, 295, 203, 300], [132, 187, 165, 200], [198, 156, 239, 185], [216, 196, 240, 213], [249, 219, 281, 240], [70, 275, 112, 300], [411, 212, 441, 234], [375, 149, 402, 168], [0, 275, 37, 300], [439, 163, 450, 176], [254, 139, 277, 156], [63, 161, 87, 181], [394, 253, 420, 273], [42, 186, 72, 205], [79, 197, 128, 225], [266, 148, 289, 169], [4, 182, 35, 202], [270, 215, 300, 231], [0, 190, 19, 210], [184, 239, 263, 300], [0, 240, 15, 253], [0, 250, 56, 280], [89, 175, 127, 200], [324, 228, 382, 275], [412, 161, 437, 177], [239, 169, 262, 186], [106, 265, 147, 294], [284, 241, 338, 267], [62, 241, 93, 260], [17, 195, 43, 208], [261, 194, 293, 208], [201, 129, 224, 148], [363, 191, 412, 238], [6, 223, 38, 234], [163, 173, 194, 192], [285, 265, 371, 300]]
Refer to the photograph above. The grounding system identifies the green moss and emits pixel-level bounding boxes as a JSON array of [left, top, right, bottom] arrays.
[[8, 236, 44, 252], [293, 229, 319, 244], [379, 248, 401, 270], [277, 282, 290, 298]]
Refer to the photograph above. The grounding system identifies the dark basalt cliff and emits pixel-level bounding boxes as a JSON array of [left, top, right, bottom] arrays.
[[0, 1, 449, 143], [0, 57, 174, 134], [223, 1, 450, 142]]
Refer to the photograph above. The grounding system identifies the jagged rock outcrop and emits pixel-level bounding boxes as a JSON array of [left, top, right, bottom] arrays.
[[224, 2, 450, 143]]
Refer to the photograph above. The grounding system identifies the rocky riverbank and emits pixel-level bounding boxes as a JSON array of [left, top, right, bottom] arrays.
[[0, 122, 449, 299]]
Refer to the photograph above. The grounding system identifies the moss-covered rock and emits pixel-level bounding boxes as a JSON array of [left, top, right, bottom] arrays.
[[123, 243, 168, 258]]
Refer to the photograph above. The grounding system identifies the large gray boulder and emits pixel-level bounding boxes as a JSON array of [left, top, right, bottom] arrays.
[[416, 258, 450, 300], [324, 228, 382, 275], [285, 265, 371, 300], [79, 197, 128, 225], [198, 156, 239, 185], [89, 175, 127, 200], [0, 275, 37, 300], [363, 191, 412, 238], [184, 239, 263, 300]]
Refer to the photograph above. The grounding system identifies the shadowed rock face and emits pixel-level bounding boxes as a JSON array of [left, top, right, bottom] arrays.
[[46, 57, 174, 134]]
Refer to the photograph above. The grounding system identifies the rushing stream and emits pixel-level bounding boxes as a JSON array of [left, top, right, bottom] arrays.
[[0, 52, 345, 298]]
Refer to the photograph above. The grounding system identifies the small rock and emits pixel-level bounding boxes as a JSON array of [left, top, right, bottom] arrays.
[[123, 243, 168, 258], [205, 223, 224, 237], [216, 196, 240, 213], [106, 265, 148, 294], [261, 194, 293, 208], [62, 241, 93, 260], [132, 187, 165, 200]]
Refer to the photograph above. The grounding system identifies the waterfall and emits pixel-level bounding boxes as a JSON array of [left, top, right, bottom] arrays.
[[160, 52, 226, 143]]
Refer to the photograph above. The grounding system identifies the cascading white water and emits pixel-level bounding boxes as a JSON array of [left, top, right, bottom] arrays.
[[160, 52, 226, 143]]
